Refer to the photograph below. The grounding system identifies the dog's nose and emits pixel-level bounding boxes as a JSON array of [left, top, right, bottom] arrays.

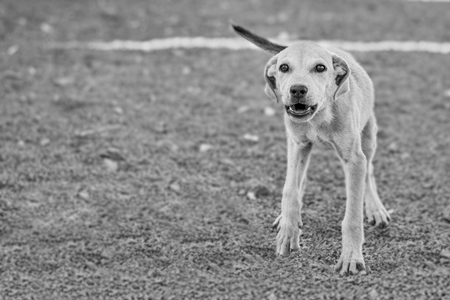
[[290, 85, 308, 100]]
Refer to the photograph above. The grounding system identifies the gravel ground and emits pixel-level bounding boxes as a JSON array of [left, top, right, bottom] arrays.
[[0, 0, 449, 299]]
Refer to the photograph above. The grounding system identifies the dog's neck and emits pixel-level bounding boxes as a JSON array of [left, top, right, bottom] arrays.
[[284, 99, 341, 147]]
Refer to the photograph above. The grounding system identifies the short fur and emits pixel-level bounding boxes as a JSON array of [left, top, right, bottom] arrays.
[[232, 24, 391, 276]]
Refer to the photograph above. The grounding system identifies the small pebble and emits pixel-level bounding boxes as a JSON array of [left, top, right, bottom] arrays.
[[169, 182, 181, 193], [238, 106, 250, 113], [424, 260, 436, 270], [7, 45, 19, 56], [243, 134, 259, 143], [369, 289, 379, 299], [440, 249, 450, 258], [387, 142, 399, 153], [199, 144, 213, 152], [53, 77, 74, 87], [28, 67, 37, 76], [156, 140, 178, 152], [40, 23, 54, 34], [114, 106, 123, 115], [246, 191, 256, 200], [444, 90, 450, 98], [268, 292, 277, 300], [182, 66, 191, 75], [40, 138, 50, 146], [400, 152, 410, 160], [103, 158, 118, 172], [237, 189, 246, 196], [77, 189, 90, 201]]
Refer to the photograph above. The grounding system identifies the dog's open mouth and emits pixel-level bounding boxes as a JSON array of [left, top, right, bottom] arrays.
[[285, 103, 318, 118]]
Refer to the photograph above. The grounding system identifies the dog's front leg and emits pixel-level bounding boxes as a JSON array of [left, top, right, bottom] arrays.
[[333, 138, 367, 275], [274, 137, 312, 256]]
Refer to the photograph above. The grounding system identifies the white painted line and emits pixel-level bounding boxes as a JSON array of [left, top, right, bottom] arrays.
[[403, 0, 450, 2], [49, 37, 450, 54]]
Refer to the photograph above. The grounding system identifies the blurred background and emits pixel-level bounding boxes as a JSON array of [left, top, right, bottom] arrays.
[[1, 0, 449, 299]]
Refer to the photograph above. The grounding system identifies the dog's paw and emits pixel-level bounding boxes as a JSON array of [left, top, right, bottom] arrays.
[[366, 207, 391, 228], [272, 214, 303, 231], [334, 249, 367, 276], [274, 215, 302, 257]]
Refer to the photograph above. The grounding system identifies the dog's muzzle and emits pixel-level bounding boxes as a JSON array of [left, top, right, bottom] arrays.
[[285, 103, 318, 118]]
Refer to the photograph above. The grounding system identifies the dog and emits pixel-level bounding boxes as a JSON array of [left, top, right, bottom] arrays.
[[232, 24, 391, 275]]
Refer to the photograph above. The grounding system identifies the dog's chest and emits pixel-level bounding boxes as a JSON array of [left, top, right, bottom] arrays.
[[288, 122, 334, 150], [305, 131, 334, 150]]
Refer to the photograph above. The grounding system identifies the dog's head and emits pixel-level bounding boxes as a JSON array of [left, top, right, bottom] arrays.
[[264, 44, 350, 122], [232, 24, 350, 123]]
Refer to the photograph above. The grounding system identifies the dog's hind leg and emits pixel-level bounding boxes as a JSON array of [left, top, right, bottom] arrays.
[[361, 117, 391, 228], [273, 137, 312, 256]]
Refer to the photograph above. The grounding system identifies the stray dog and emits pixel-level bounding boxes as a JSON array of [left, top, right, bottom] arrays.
[[232, 24, 391, 275]]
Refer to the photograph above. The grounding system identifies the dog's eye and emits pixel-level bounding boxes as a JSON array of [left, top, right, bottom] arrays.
[[279, 64, 289, 73], [316, 64, 326, 73]]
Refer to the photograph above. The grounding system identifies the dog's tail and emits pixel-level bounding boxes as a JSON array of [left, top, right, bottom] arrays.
[[231, 23, 287, 54]]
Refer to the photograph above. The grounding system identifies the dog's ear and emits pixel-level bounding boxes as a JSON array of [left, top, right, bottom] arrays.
[[331, 54, 350, 100], [264, 55, 281, 103]]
